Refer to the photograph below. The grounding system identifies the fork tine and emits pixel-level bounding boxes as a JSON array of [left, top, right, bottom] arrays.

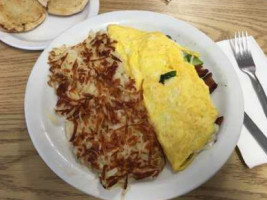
[[229, 36, 236, 56], [245, 31, 249, 53], [234, 32, 238, 53], [241, 32, 246, 56], [242, 31, 245, 48], [244, 31, 249, 56], [242, 32, 246, 51], [228, 33, 236, 55], [229, 36, 234, 49], [239, 32, 244, 56], [238, 32, 241, 55], [240, 32, 244, 51]]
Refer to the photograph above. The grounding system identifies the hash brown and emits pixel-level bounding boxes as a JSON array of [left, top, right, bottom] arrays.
[[48, 32, 165, 189]]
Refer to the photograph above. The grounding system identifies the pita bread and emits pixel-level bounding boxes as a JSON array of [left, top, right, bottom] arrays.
[[38, 0, 49, 7], [0, 0, 46, 32], [48, 0, 89, 16]]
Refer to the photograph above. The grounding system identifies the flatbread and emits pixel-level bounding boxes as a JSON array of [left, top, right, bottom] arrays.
[[0, 0, 46, 32], [48, 0, 89, 16], [38, 0, 49, 7]]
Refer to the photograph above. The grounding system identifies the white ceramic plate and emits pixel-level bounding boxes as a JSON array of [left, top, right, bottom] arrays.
[[25, 11, 244, 200], [0, 0, 99, 50]]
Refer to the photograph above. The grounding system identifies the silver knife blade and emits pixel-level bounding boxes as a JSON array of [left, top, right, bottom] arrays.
[[244, 112, 267, 155]]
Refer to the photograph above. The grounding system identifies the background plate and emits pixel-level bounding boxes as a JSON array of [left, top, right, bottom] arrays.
[[25, 11, 244, 200], [0, 0, 99, 50]]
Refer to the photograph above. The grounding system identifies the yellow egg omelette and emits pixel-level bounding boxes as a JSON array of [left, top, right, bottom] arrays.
[[107, 25, 218, 171]]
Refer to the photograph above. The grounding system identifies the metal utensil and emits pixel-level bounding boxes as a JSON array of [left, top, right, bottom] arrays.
[[230, 32, 267, 118], [244, 112, 267, 154]]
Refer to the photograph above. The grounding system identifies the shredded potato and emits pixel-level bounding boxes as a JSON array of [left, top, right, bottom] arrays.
[[48, 32, 165, 189]]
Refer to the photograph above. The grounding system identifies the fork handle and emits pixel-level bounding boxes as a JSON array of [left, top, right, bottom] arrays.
[[247, 71, 267, 118]]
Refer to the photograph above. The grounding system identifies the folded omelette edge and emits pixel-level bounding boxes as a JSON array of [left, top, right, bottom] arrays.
[[107, 24, 219, 171]]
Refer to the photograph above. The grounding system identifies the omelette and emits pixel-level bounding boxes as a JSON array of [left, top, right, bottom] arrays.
[[107, 25, 219, 171]]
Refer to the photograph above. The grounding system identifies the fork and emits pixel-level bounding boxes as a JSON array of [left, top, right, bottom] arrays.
[[230, 32, 267, 118]]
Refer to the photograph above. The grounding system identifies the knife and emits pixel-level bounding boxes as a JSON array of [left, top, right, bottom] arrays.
[[244, 112, 267, 155]]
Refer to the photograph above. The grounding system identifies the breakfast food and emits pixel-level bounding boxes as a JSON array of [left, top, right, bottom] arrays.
[[0, 0, 90, 33], [38, 0, 49, 7], [108, 25, 219, 171], [48, 32, 165, 189], [47, 25, 221, 188], [48, 0, 89, 16], [0, 0, 46, 32]]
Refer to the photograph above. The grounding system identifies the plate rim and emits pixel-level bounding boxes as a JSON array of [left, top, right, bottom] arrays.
[[0, 0, 100, 50], [24, 10, 244, 200]]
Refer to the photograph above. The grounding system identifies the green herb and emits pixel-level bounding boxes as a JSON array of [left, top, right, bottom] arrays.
[[166, 35, 172, 40], [184, 53, 203, 66], [159, 71, 176, 84], [184, 54, 192, 62]]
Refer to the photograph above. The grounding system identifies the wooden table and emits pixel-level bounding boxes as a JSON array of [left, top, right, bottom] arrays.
[[1, 0, 267, 199]]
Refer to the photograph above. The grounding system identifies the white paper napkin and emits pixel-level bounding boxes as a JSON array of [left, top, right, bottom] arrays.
[[217, 37, 267, 168]]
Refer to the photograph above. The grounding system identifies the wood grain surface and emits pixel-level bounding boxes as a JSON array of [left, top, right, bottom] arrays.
[[1, 0, 267, 199]]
